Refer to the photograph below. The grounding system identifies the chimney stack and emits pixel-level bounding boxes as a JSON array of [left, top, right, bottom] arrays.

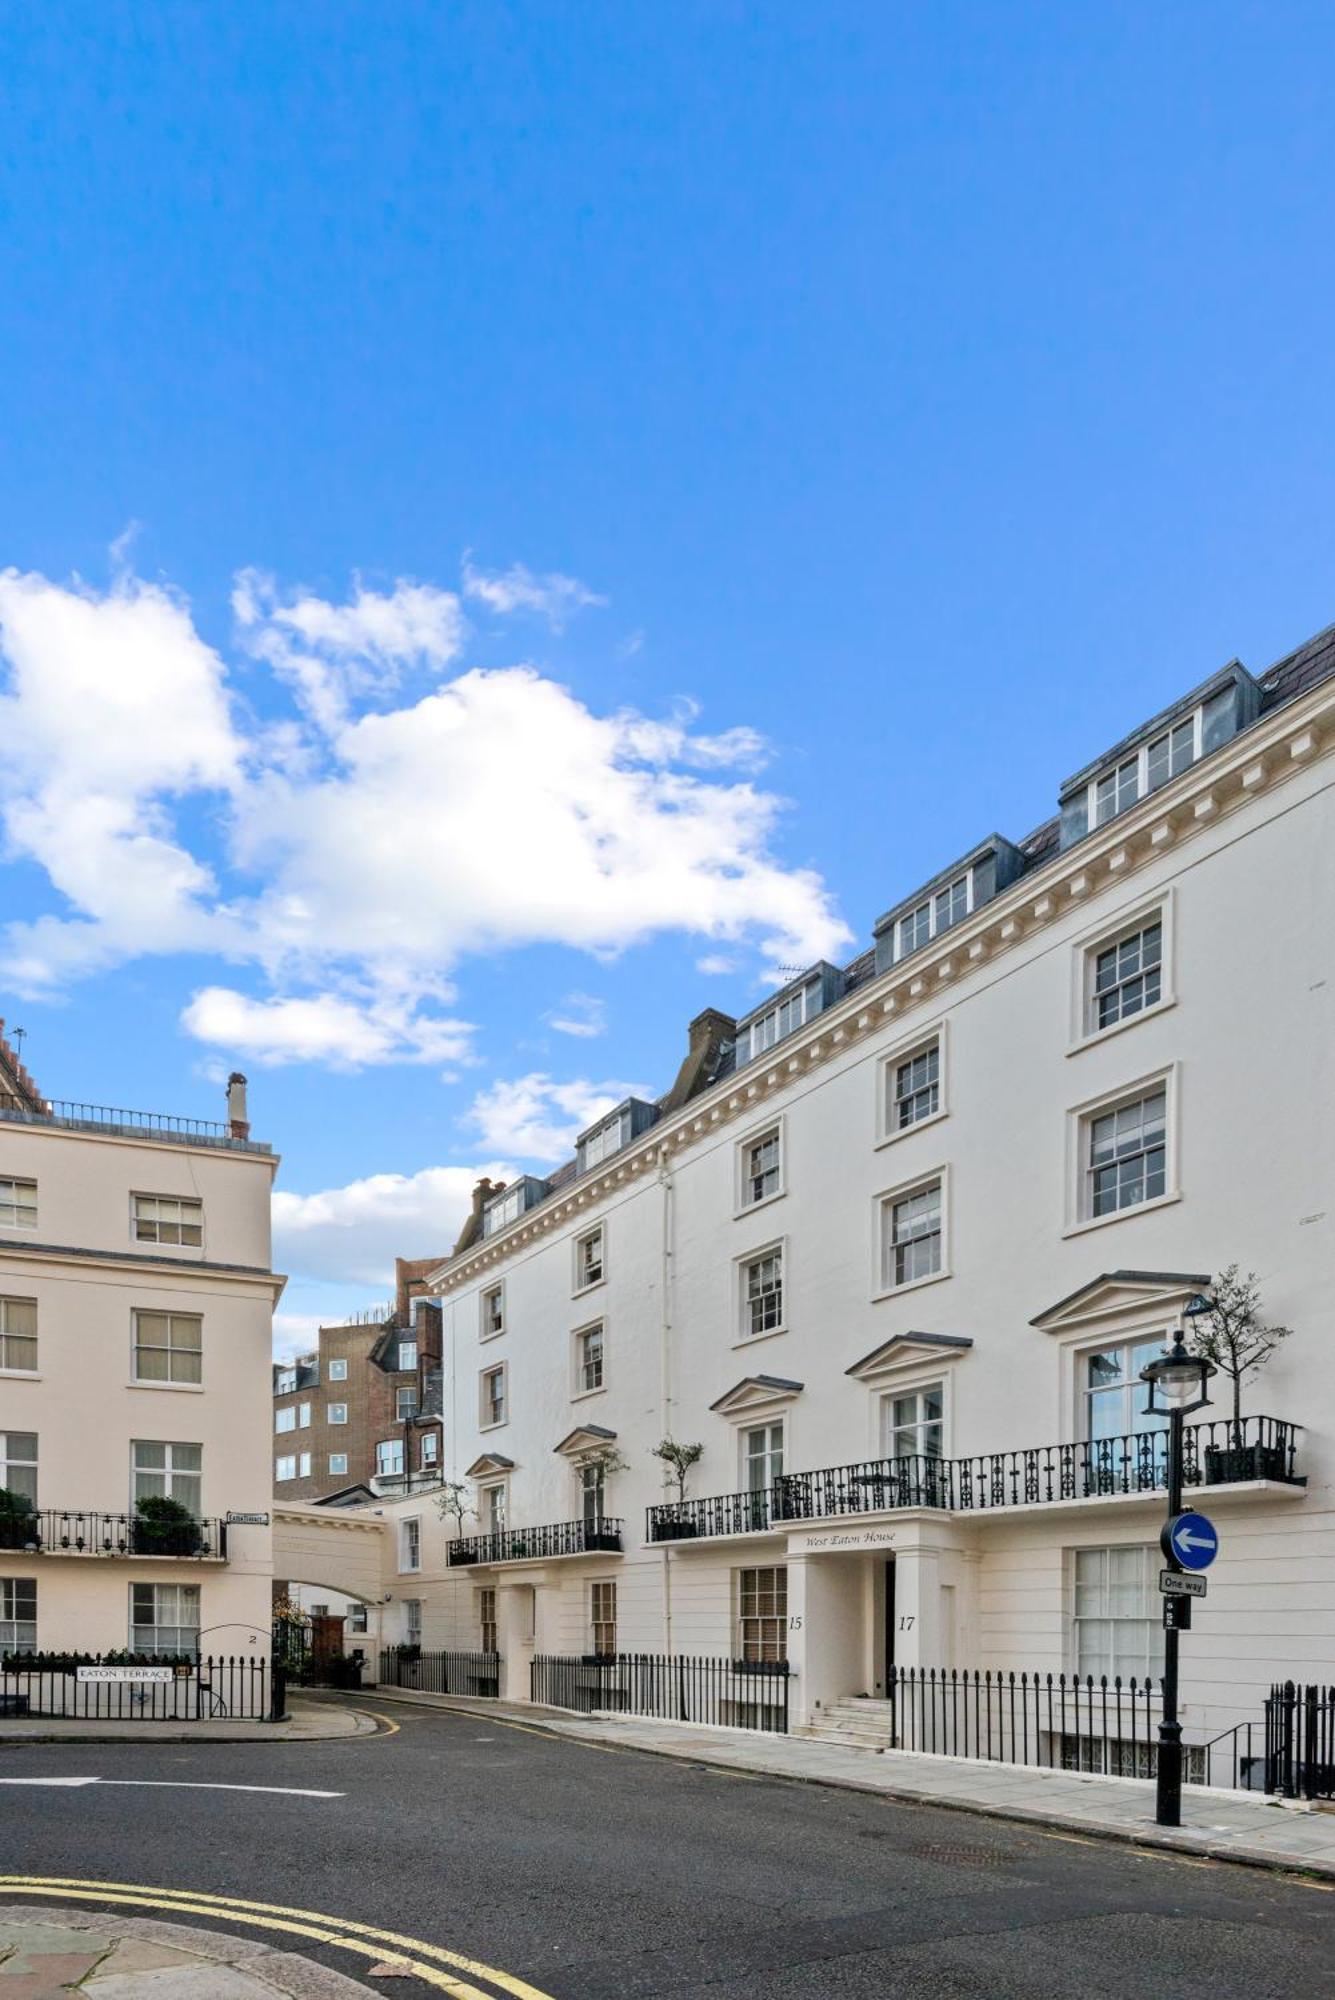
[[226, 1071, 250, 1140], [451, 1175, 505, 1258]]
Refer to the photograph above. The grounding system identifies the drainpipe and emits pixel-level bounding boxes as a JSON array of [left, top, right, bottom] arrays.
[[658, 1152, 675, 1654]]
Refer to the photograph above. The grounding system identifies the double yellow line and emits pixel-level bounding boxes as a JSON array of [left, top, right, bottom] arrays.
[[0, 1877, 556, 1999]]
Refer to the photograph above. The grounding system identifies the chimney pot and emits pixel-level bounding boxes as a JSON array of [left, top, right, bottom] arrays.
[[226, 1071, 251, 1140]]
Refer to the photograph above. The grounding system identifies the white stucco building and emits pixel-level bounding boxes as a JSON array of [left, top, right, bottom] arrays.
[[0, 1059, 281, 1667], [297, 619, 1335, 1748]]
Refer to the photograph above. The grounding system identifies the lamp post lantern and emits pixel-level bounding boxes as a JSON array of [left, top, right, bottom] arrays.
[[1141, 1305, 1215, 1828]]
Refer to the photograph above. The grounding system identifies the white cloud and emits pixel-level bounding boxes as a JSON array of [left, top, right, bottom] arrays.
[[696, 954, 738, 977], [462, 554, 605, 629], [546, 992, 607, 1039], [271, 1312, 326, 1364], [182, 987, 475, 1070], [465, 1072, 646, 1163], [0, 559, 852, 1053], [273, 1164, 508, 1289]]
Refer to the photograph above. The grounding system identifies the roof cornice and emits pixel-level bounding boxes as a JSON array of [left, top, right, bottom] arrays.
[[429, 676, 1335, 1297]]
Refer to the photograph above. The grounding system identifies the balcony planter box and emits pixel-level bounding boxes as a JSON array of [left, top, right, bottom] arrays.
[[1204, 1442, 1288, 1485], [652, 1520, 697, 1542], [581, 1530, 622, 1553], [0, 1516, 39, 1553], [131, 1522, 205, 1557]]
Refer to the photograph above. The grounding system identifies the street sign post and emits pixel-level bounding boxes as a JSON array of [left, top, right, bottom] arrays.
[[1159, 1570, 1207, 1599], [1162, 1597, 1193, 1631], [1161, 1512, 1219, 1572]]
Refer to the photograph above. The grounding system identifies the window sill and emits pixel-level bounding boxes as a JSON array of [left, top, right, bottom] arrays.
[[0, 1367, 40, 1381], [733, 1188, 787, 1222], [129, 1379, 205, 1393], [479, 1328, 506, 1344], [571, 1277, 606, 1301], [731, 1325, 789, 1350], [478, 1420, 509, 1434], [1063, 1190, 1182, 1238], [570, 1384, 607, 1403], [875, 1107, 948, 1152], [871, 1266, 952, 1304], [1067, 995, 1177, 1057]]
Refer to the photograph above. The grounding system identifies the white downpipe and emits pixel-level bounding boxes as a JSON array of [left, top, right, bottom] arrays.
[[658, 1152, 675, 1654]]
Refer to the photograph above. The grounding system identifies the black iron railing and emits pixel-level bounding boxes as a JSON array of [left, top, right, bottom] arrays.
[[0, 1511, 229, 1560], [646, 1416, 1302, 1543], [532, 1652, 790, 1733], [1265, 1682, 1335, 1799], [378, 1647, 501, 1696], [0, 1651, 268, 1720], [447, 1518, 624, 1566], [0, 1090, 270, 1153], [887, 1666, 1172, 1776]]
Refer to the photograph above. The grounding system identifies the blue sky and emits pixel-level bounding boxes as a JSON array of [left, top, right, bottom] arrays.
[[2, 5, 1334, 1350]]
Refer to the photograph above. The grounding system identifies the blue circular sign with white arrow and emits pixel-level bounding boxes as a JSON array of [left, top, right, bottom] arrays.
[[1162, 1512, 1220, 1571]]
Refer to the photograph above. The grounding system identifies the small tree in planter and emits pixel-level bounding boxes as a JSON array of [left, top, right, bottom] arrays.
[[133, 1494, 203, 1557], [1186, 1266, 1293, 1482], [435, 1481, 475, 1543], [650, 1439, 704, 1537], [577, 1444, 631, 1549], [0, 1488, 38, 1554]]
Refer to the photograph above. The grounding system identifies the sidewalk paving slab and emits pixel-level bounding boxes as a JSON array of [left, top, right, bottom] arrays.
[[0, 1907, 376, 1998], [366, 1684, 1335, 1881], [0, 1699, 380, 1747]]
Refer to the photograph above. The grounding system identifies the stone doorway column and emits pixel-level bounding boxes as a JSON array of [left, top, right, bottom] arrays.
[[496, 1581, 536, 1703]]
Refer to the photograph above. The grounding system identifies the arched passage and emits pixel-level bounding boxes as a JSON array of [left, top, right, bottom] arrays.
[[272, 1502, 388, 1606]]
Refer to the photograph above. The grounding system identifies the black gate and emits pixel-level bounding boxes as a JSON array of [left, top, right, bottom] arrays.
[[1265, 1681, 1335, 1799]]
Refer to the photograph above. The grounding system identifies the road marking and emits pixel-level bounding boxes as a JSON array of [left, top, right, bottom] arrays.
[[0, 1778, 342, 1798], [0, 1879, 557, 2000]]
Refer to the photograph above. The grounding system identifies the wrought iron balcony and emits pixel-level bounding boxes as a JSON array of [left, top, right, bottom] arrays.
[[447, 1517, 624, 1567], [645, 1416, 1302, 1543], [0, 1510, 230, 1560], [0, 1089, 270, 1155]]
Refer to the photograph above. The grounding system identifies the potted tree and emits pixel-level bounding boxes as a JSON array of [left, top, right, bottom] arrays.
[[132, 1494, 203, 1557], [650, 1438, 703, 1539], [577, 1443, 630, 1550], [1186, 1267, 1293, 1484], [0, 1489, 39, 1553]]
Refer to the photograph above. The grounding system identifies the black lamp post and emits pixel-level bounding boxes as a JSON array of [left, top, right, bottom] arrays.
[[1140, 1304, 1215, 1828]]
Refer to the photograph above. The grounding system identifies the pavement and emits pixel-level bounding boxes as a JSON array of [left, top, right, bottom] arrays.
[[4, 1698, 1335, 1997], [0, 1697, 379, 1745], [366, 1685, 1335, 1879], [0, 1904, 377, 1997]]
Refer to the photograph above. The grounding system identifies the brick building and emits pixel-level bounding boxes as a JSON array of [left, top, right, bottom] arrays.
[[271, 1257, 447, 1502]]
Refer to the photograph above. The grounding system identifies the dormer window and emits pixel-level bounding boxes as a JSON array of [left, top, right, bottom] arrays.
[[482, 1176, 551, 1237], [736, 964, 842, 1066], [872, 839, 1023, 978], [575, 1099, 658, 1175], [897, 873, 972, 961], [1091, 713, 1199, 829]]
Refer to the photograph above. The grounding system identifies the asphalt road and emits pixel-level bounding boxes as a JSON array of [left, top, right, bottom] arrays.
[[2, 1699, 1334, 1999]]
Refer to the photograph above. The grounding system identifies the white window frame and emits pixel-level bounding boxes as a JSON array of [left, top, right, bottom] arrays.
[[734, 1564, 788, 1663], [396, 1384, 418, 1421], [589, 1578, 617, 1658], [1078, 1333, 1171, 1445], [328, 1357, 349, 1382], [399, 1516, 422, 1574], [479, 1282, 505, 1342], [1086, 709, 1202, 832], [880, 1379, 946, 1460], [572, 1318, 606, 1400], [1065, 1067, 1179, 1236], [572, 1224, 606, 1296], [876, 1021, 949, 1148], [0, 1431, 38, 1506], [297, 1401, 312, 1429], [327, 1402, 348, 1426], [872, 1167, 949, 1301], [404, 1598, 423, 1645], [131, 1192, 204, 1249], [0, 1178, 37, 1232], [275, 1454, 297, 1482], [376, 1438, 405, 1481], [275, 1368, 296, 1396], [892, 871, 974, 964], [130, 1580, 199, 1656], [734, 1116, 785, 1216], [328, 1452, 349, 1477], [479, 1480, 508, 1536], [1071, 1544, 1164, 1681], [132, 1310, 203, 1388], [477, 1585, 498, 1653], [0, 1576, 37, 1651], [580, 1112, 628, 1170], [1069, 894, 1175, 1053], [740, 978, 823, 1064], [131, 1439, 201, 1516], [0, 1295, 38, 1375], [735, 1239, 787, 1346], [740, 1419, 785, 1492], [396, 1340, 417, 1373], [298, 1450, 312, 1478], [420, 1431, 439, 1468], [479, 1362, 508, 1431]]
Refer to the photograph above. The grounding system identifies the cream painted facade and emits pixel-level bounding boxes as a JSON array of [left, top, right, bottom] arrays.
[[0, 1090, 281, 1662], [292, 636, 1335, 1749]]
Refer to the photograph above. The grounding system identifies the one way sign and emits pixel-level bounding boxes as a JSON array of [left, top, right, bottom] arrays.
[[1161, 1512, 1220, 1572]]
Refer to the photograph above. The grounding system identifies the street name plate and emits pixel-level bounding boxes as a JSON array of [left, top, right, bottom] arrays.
[[77, 1666, 174, 1684], [1159, 1570, 1207, 1599], [226, 1510, 270, 1526]]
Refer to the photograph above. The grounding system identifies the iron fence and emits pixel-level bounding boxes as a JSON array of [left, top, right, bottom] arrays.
[[447, 1518, 624, 1566], [0, 1651, 269, 1721], [0, 1510, 228, 1559], [646, 1415, 1301, 1542], [378, 1647, 501, 1697], [888, 1667, 1171, 1777], [0, 1089, 268, 1152], [531, 1652, 790, 1733], [1265, 1682, 1335, 1799]]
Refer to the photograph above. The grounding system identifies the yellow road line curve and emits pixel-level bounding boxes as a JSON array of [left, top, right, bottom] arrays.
[[0, 1878, 556, 2000]]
